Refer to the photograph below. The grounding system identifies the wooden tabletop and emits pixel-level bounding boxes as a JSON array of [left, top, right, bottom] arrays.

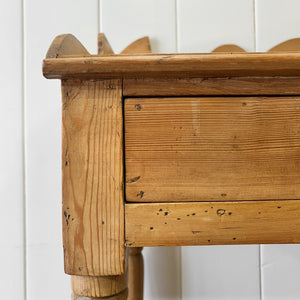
[[43, 52, 300, 79]]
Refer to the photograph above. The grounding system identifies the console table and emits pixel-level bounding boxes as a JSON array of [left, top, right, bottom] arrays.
[[43, 34, 300, 299]]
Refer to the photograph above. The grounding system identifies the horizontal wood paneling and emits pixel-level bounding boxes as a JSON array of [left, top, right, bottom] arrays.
[[125, 97, 300, 202], [125, 200, 300, 247], [123, 76, 300, 96]]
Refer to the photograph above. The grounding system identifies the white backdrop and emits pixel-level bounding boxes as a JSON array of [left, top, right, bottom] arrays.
[[2, 0, 300, 299]]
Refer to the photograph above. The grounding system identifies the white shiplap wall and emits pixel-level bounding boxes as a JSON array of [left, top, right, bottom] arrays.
[[0, 0, 24, 299], [2, 0, 300, 299]]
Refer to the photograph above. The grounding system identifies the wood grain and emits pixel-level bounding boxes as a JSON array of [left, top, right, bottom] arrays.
[[43, 52, 300, 79], [46, 34, 89, 58], [128, 248, 144, 300], [125, 200, 300, 247], [269, 38, 300, 52], [71, 275, 127, 298], [121, 37, 151, 54], [98, 33, 114, 55], [125, 97, 300, 202], [62, 79, 124, 276], [212, 44, 246, 53], [72, 289, 127, 300], [123, 77, 300, 96]]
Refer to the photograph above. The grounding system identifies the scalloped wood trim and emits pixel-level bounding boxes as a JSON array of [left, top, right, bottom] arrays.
[[212, 44, 246, 53], [45, 35, 300, 59], [120, 36, 151, 54], [43, 35, 300, 79], [98, 33, 114, 55], [268, 38, 300, 52], [46, 34, 89, 58], [213, 38, 300, 53]]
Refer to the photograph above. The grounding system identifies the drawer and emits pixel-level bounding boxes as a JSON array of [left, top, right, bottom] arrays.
[[125, 97, 300, 202]]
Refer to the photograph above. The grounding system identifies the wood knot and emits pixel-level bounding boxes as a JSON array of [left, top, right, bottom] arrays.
[[126, 176, 141, 184], [137, 191, 144, 198], [217, 209, 226, 216], [135, 104, 142, 111]]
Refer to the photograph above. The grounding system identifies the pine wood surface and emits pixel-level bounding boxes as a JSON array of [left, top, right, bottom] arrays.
[[42, 34, 300, 299], [98, 33, 114, 55], [72, 289, 128, 300], [125, 97, 300, 202], [212, 44, 246, 53], [43, 52, 300, 79], [71, 275, 127, 298], [44, 36, 300, 79], [128, 248, 144, 300], [123, 76, 300, 96], [269, 38, 300, 52], [62, 79, 124, 276], [120, 37, 151, 54], [46, 34, 89, 58], [125, 200, 300, 247], [122, 40, 148, 300]]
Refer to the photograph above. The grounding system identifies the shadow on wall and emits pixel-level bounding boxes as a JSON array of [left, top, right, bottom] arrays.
[[143, 246, 181, 300]]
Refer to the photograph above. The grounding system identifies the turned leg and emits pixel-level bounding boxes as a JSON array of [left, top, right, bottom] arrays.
[[72, 292, 127, 300], [71, 275, 128, 300], [128, 248, 144, 300]]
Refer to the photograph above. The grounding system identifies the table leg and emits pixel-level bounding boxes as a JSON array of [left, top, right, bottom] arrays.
[[128, 248, 144, 300]]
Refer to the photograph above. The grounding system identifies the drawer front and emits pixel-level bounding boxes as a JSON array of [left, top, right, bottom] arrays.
[[125, 97, 300, 202]]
